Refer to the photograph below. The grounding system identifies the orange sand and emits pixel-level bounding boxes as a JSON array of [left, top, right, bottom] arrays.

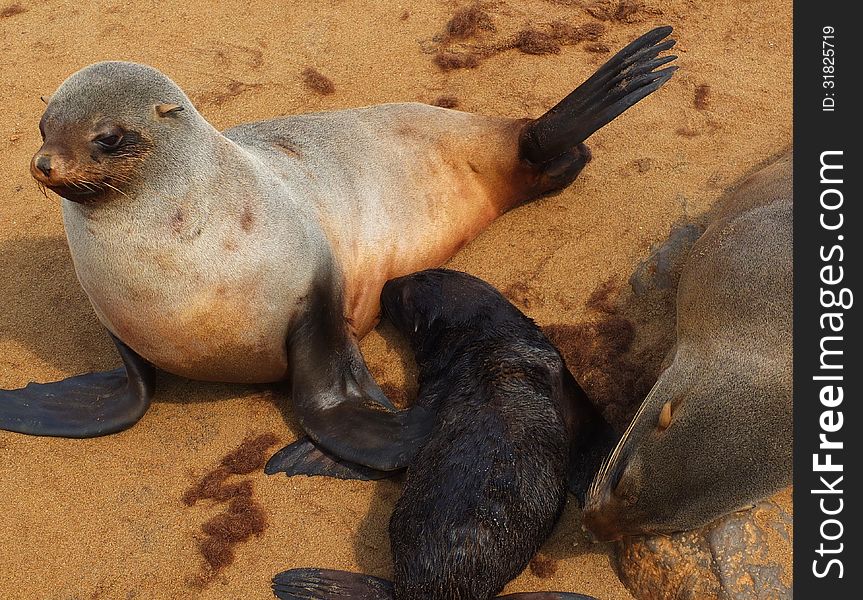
[[0, 1, 791, 598]]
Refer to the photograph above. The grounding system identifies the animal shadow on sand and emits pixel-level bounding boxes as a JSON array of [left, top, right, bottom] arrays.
[[0, 234, 271, 407], [0, 234, 106, 375]]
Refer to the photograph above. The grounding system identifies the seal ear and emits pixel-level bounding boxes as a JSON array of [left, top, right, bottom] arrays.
[[40, 95, 51, 105], [155, 103, 184, 118], [658, 400, 673, 430]]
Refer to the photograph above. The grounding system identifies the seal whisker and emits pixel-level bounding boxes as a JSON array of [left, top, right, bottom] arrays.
[[102, 181, 131, 199], [77, 180, 99, 193], [589, 382, 661, 500], [34, 181, 49, 198], [109, 173, 134, 185]]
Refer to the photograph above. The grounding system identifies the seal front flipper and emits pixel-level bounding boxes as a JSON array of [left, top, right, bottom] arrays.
[[519, 25, 677, 181], [264, 437, 393, 481], [273, 568, 394, 600], [0, 332, 155, 437], [282, 274, 434, 472], [288, 336, 435, 471]]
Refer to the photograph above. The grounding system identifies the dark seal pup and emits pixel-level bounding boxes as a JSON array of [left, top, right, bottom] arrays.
[[271, 269, 613, 600], [583, 152, 793, 541], [2, 28, 676, 474]]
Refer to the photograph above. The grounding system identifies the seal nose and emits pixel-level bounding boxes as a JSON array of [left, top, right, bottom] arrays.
[[35, 155, 53, 177], [582, 505, 624, 543]]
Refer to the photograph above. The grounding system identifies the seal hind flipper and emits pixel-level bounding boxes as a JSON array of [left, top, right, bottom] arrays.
[[264, 436, 392, 481], [0, 333, 155, 437], [272, 568, 394, 600], [271, 569, 598, 600], [520, 25, 677, 169]]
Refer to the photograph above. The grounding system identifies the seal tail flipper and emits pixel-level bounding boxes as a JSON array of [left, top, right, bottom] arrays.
[[0, 332, 155, 437], [498, 593, 599, 600], [264, 436, 394, 481], [272, 568, 394, 600], [518, 26, 676, 191]]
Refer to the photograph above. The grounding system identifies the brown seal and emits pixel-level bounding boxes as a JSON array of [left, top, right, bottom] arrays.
[[2, 28, 677, 473]]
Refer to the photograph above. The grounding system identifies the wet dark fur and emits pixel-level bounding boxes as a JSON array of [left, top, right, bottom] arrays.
[[384, 274, 570, 599], [385, 270, 601, 598], [273, 269, 605, 600]]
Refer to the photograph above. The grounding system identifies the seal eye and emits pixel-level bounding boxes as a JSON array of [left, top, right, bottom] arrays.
[[613, 469, 638, 506], [94, 133, 123, 151]]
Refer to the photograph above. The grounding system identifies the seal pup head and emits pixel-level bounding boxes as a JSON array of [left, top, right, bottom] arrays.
[[381, 269, 522, 358], [31, 61, 204, 202]]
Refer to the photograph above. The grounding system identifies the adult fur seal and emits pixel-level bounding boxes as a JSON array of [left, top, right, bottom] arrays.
[[271, 269, 611, 600], [1, 28, 676, 472], [582, 152, 792, 540]]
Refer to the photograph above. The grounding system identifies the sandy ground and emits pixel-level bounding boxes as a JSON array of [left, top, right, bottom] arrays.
[[0, 1, 791, 598]]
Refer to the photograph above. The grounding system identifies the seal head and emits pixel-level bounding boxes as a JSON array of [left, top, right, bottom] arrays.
[[31, 61, 196, 202]]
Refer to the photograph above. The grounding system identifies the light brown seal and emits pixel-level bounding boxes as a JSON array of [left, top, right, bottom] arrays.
[[1, 28, 677, 472]]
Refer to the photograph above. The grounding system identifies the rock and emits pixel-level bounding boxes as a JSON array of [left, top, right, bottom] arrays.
[[616, 488, 792, 600]]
